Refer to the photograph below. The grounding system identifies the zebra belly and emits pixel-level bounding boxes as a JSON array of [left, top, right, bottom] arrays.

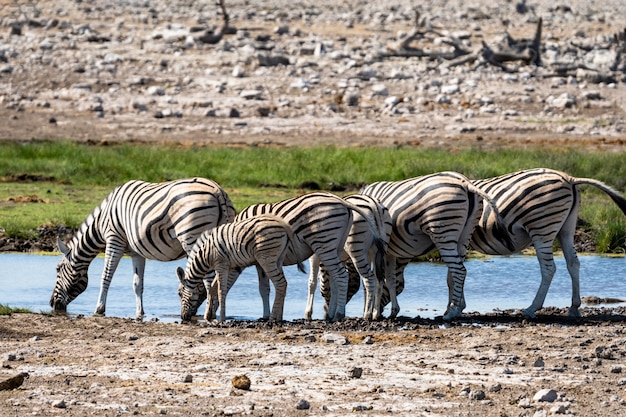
[[126, 240, 187, 261]]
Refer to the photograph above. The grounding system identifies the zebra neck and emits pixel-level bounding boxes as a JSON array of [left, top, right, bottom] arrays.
[[70, 214, 106, 263]]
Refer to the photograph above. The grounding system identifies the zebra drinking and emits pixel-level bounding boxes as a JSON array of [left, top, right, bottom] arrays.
[[470, 168, 626, 318], [177, 214, 304, 322], [50, 178, 235, 320], [208, 192, 385, 322], [305, 194, 392, 320], [361, 171, 512, 320]]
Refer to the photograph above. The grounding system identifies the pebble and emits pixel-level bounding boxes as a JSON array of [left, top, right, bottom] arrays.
[[51, 399, 66, 409], [321, 332, 349, 345], [469, 389, 486, 400], [295, 399, 310, 410], [533, 388, 558, 403]]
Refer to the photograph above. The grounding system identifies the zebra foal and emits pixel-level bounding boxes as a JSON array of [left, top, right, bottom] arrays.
[[213, 192, 386, 321], [305, 194, 392, 320], [470, 168, 626, 318], [177, 214, 303, 322], [362, 171, 512, 320], [50, 178, 235, 320]]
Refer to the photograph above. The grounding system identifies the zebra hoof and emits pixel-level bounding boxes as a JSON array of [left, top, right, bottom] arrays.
[[442, 310, 462, 321], [568, 308, 582, 318], [522, 308, 537, 319]]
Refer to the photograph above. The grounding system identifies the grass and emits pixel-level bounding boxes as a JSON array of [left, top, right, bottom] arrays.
[[1, 140, 626, 252], [0, 303, 32, 315]]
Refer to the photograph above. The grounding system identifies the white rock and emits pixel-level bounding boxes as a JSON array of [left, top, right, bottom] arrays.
[[435, 94, 451, 104], [384, 96, 399, 107], [146, 86, 165, 96], [290, 78, 310, 89], [441, 84, 460, 94], [371, 84, 388, 96], [533, 388, 558, 403], [240, 90, 261, 100]]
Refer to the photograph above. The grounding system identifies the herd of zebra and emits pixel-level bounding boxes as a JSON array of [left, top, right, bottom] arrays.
[[49, 168, 626, 323]]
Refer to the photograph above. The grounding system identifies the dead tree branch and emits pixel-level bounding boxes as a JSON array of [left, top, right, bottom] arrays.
[[196, 0, 231, 44]]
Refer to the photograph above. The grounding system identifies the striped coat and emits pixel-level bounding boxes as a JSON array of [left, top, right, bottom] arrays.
[[177, 214, 303, 322], [225, 192, 382, 321], [305, 194, 392, 320], [362, 172, 511, 320], [470, 168, 626, 318], [50, 178, 235, 319]]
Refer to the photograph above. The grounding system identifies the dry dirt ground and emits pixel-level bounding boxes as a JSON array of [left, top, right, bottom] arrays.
[[3, 310, 626, 416]]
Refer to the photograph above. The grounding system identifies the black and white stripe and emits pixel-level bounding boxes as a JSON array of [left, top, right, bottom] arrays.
[[361, 171, 511, 320], [470, 168, 626, 318], [50, 177, 235, 319], [305, 194, 392, 320], [177, 214, 302, 322], [219, 192, 382, 321]]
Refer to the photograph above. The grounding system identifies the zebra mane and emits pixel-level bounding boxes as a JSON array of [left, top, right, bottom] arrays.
[[67, 190, 111, 249]]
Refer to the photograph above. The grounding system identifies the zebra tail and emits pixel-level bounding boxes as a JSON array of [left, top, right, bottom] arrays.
[[468, 183, 516, 252], [280, 216, 306, 274], [373, 236, 386, 284], [573, 178, 626, 216]]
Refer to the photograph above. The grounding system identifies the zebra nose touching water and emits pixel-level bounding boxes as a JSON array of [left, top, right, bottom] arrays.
[[50, 178, 235, 320], [184, 192, 389, 322], [177, 214, 305, 322]]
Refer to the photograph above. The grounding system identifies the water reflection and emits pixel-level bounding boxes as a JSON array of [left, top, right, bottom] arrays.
[[1, 253, 625, 321]]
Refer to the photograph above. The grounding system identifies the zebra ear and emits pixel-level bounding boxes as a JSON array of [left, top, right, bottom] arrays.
[[176, 267, 186, 284], [57, 238, 69, 255]]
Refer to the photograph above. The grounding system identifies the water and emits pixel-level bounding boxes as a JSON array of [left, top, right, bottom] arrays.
[[1, 253, 625, 321]]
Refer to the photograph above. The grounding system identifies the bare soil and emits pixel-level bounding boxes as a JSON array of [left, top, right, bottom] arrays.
[[3, 310, 626, 416]]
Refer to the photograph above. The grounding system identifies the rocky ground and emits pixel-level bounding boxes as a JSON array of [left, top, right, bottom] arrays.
[[3, 311, 626, 416], [2, 1, 626, 415], [0, 0, 625, 149]]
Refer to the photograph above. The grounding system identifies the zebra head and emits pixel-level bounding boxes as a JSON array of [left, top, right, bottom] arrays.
[[50, 239, 89, 312], [177, 266, 204, 322]]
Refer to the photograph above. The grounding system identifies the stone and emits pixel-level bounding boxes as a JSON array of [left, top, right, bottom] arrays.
[[52, 399, 66, 409], [322, 332, 349, 345], [469, 389, 486, 400], [349, 367, 363, 378], [295, 399, 310, 410], [371, 84, 388, 96], [232, 374, 251, 390], [533, 388, 558, 403], [146, 86, 165, 96]]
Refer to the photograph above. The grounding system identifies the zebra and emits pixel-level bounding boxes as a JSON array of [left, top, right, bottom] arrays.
[[469, 168, 626, 318], [203, 192, 387, 322], [177, 214, 304, 322], [50, 177, 235, 320], [305, 194, 393, 320], [361, 171, 512, 320]]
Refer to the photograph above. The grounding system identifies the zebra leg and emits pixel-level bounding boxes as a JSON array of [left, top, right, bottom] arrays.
[[205, 274, 219, 321], [320, 258, 348, 322], [215, 267, 230, 322], [305, 255, 321, 320], [440, 251, 467, 321], [262, 263, 288, 322], [385, 256, 401, 319], [131, 256, 146, 320], [256, 265, 271, 320], [94, 245, 124, 316], [349, 252, 375, 320], [558, 225, 581, 317], [524, 241, 557, 318]]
